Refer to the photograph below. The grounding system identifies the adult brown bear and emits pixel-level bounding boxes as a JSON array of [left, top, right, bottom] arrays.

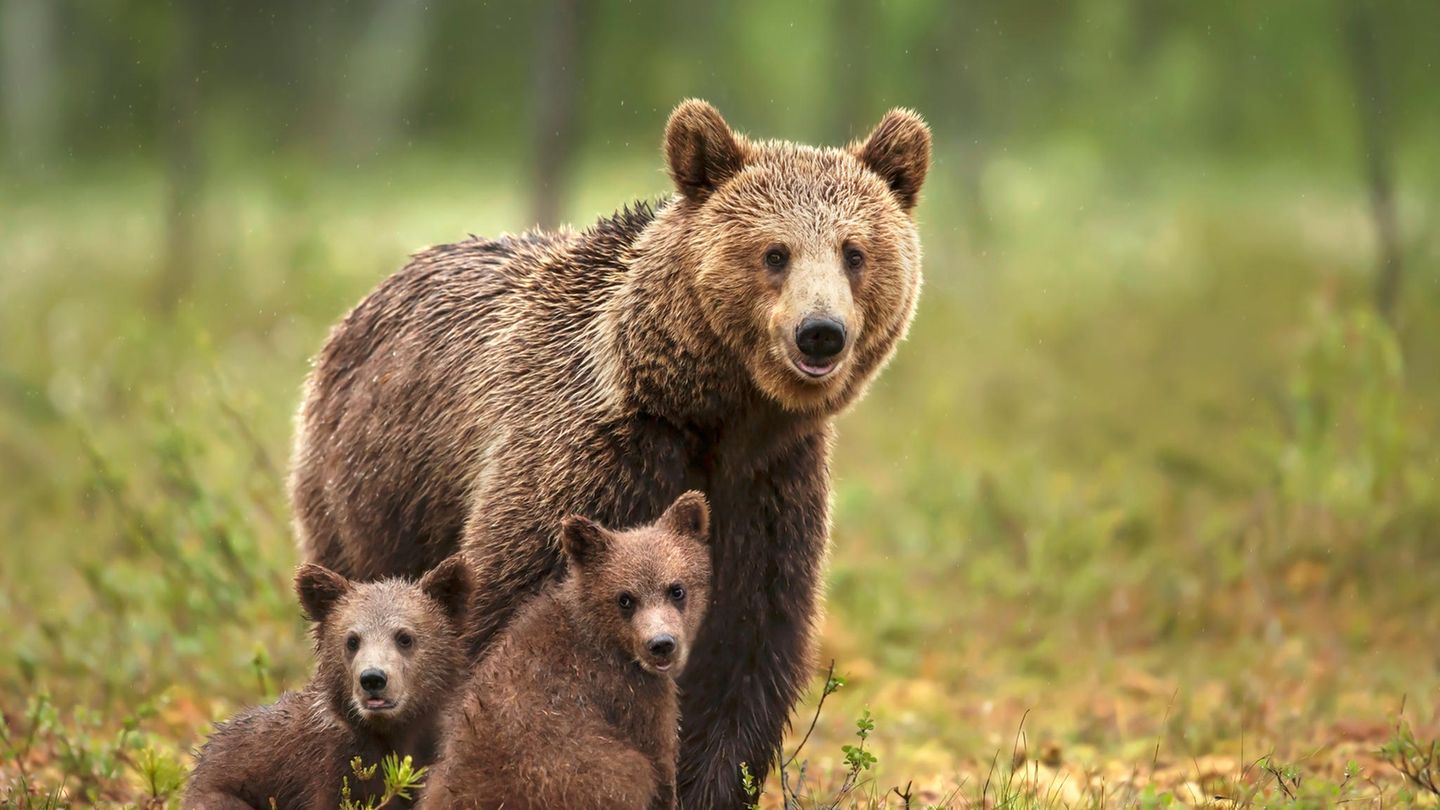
[[290, 99, 929, 807]]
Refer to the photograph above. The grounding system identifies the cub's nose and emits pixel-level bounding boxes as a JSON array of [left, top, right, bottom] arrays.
[[646, 635, 677, 659], [359, 668, 387, 694], [795, 317, 847, 362]]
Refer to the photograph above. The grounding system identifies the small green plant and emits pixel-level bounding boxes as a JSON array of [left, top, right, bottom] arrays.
[[252, 644, 275, 699], [1137, 783, 1175, 808], [1383, 717, 1440, 796], [826, 708, 880, 807], [131, 743, 186, 800], [351, 756, 379, 783], [0, 699, 61, 809], [739, 760, 761, 810], [1258, 755, 1303, 802], [0, 694, 54, 791], [841, 709, 878, 775], [340, 753, 428, 810]]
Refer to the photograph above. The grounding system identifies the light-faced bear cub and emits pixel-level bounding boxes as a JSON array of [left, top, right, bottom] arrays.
[[184, 556, 472, 809], [421, 491, 712, 810]]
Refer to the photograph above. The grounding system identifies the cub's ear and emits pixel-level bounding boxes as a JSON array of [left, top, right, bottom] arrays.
[[660, 490, 710, 543], [852, 108, 931, 212], [419, 555, 474, 623], [665, 99, 747, 202], [561, 515, 612, 569], [295, 563, 351, 623]]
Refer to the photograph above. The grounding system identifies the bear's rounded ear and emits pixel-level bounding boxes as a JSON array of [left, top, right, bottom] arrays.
[[561, 515, 612, 569], [419, 554, 474, 623], [852, 108, 931, 213], [665, 99, 747, 202], [295, 563, 351, 623], [660, 490, 710, 543]]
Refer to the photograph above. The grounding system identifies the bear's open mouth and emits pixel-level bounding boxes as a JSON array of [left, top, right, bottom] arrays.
[[786, 350, 842, 380], [361, 697, 398, 711], [639, 655, 678, 676], [794, 357, 838, 378]]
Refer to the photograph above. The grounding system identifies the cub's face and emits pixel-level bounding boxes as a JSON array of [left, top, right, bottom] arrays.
[[665, 100, 930, 413], [295, 556, 472, 730], [562, 491, 713, 677]]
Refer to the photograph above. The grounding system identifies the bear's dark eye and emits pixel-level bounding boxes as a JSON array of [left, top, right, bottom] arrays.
[[617, 592, 636, 613], [345, 633, 360, 653], [668, 584, 686, 604], [843, 245, 865, 272], [395, 630, 414, 650], [763, 246, 789, 271]]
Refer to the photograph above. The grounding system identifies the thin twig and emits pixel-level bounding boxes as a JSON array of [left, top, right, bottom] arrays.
[[782, 660, 838, 771]]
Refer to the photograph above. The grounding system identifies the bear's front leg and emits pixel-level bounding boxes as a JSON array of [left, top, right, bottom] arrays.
[[676, 431, 830, 809]]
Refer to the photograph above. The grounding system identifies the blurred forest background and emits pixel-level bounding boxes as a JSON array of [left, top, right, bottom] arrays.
[[2, 1, 1439, 806]]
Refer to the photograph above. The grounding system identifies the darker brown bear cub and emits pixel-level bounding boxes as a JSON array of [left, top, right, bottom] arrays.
[[184, 556, 472, 809], [420, 492, 712, 810]]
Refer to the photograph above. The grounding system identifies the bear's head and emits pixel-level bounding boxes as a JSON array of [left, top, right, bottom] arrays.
[[560, 491, 713, 677], [295, 555, 473, 731], [664, 99, 930, 414]]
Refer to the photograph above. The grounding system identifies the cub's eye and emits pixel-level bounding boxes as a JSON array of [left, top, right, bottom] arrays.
[[668, 584, 686, 604], [345, 634, 360, 653], [395, 631, 414, 649], [763, 246, 789, 271], [617, 593, 635, 612], [843, 246, 865, 272]]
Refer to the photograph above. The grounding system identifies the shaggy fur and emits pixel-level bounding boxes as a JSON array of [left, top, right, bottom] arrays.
[[184, 558, 472, 809], [290, 99, 929, 807], [420, 493, 712, 810]]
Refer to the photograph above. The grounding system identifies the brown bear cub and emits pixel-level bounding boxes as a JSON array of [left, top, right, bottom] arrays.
[[184, 556, 472, 809], [421, 492, 712, 810]]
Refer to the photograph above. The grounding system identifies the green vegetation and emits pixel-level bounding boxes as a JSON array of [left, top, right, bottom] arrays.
[[4, 150, 1437, 807], [339, 755, 427, 810], [3, 1, 1439, 807]]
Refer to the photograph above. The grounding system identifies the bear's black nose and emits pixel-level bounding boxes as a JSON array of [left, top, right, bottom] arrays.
[[647, 635, 676, 659], [359, 668, 387, 693], [795, 317, 847, 362]]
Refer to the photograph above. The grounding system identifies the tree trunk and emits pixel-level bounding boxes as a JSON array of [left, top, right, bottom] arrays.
[[1345, 0, 1403, 322], [928, 1, 990, 246], [530, 0, 586, 230], [830, 0, 874, 143], [158, 2, 202, 315], [331, 0, 431, 160], [0, 0, 58, 171]]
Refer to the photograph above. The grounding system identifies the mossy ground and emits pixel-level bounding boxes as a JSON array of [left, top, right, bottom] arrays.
[[3, 154, 1438, 807]]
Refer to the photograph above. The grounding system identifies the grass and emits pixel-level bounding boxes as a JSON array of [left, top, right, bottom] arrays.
[[1, 149, 1438, 807]]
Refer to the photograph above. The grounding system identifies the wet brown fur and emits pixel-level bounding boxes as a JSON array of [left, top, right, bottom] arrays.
[[184, 558, 472, 809], [290, 99, 929, 807], [421, 493, 712, 810]]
